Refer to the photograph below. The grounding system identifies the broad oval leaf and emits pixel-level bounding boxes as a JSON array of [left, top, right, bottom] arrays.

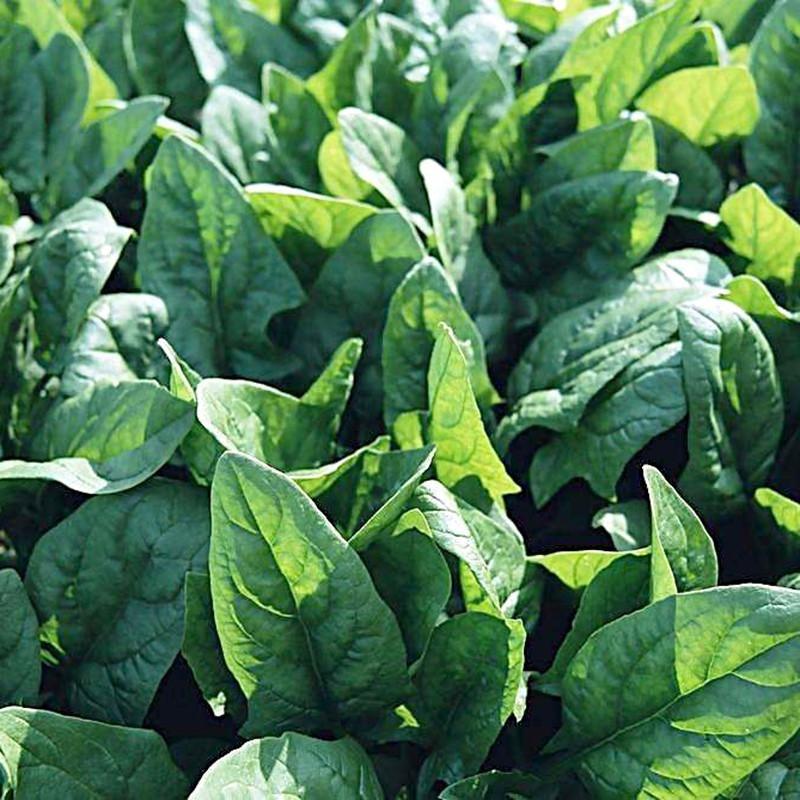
[[0, 570, 40, 707], [209, 451, 411, 737], [189, 732, 383, 799]]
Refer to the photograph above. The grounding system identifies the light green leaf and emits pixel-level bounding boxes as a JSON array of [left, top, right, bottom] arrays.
[[427, 325, 518, 505], [636, 65, 759, 147], [530, 342, 686, 506], [0, 380, 194, 494], [678, 298, 783, 517], [0, 706, 187, 798], [530, 549, 639, 592], [382, 257, 498, 427], [339, 107, 427, 215], [26, 480, 209, 725], [209, 451, 411, 737], [554, 0, 701, 129], [246, 183, 378, 286], [197, 338, 361, 470], [189, 733, 383, 799], [645, 464, 718, 600], [138, 136, 305, 381], [413, 613, 525, 793], [720, 183, 800, 297], [553, 585, 800, 799], [0, 570, 40, 707]]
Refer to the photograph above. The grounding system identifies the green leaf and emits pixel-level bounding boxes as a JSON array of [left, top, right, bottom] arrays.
[[184, 0, 316, 96], [636, 65, 759, 147], [403, 481, 503, 610], [551, 585, 800, 799], [25, 480, 209, 725], [126, 0, 207, 123], [158, 339, 224, 486], [427, 325, 519, 506], [420, 158, 511, 355], [644, 464, 718, 596], [382, 257, 497, 427], [197, 337, 361, 470], [260, 63, 332, 190], [536, 550, 650, 694], [498, 249, 725, 447], [291, 211, 425, 420], [529, 113, 657, 195], [60, 293, 168, 398], [209, 451, 411, 737], [753, 488, 800, 571], [530, 341, 686, 506], [339, 107, 427, 215], [744, 0, 800, 215], [678, 298, 784, 517], [182, 571, 246, 722], [725, 275, 800, 427], [0, 706, 187, 798], [29, 199, 131, 363], [554, 0, 701, 129], [189, 733, 383, 799], [412, 612, 525, 793], [592, 499, 652, 551], [652, 118, 724, 209], [46, 95, 168, 212], [138, 136, 305, 381], [0, 380, 194, 494], [0, 27, 45, 193], [13, 0, 118, 123], [246, 183, 378, 286], [0, 569, 40, 707], [361, 525, 451, 663], [720, 183, 800, 298], [488, 170, 678, 314]]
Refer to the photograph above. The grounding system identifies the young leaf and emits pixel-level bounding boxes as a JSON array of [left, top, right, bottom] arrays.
[[644, 464, 718, 596], [197, 338, 361, 470], [382, 257, 497, 427], [428, 325, 518, 506]]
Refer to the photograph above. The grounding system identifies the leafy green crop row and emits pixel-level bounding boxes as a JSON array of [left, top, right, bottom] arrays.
[[1, 0, 799, 797]]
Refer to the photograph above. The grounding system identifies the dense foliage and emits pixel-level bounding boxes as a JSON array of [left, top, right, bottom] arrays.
[[1, 0, 799, 797]]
